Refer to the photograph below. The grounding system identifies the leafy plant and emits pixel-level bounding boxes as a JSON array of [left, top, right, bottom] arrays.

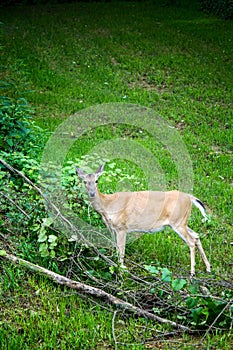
[[145, 263, 232, 329], [0, 95, 31, 151], [0, 80, 48, 158], [186, 286, 232, 328], [34, 217, 58, 258]]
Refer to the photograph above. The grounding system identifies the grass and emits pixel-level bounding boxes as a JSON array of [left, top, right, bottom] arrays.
[[0, 1, 233, 348], [0, 267, 113, 349]]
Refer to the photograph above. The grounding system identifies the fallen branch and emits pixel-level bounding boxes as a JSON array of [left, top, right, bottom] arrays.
[[1, 251, 191, 332]]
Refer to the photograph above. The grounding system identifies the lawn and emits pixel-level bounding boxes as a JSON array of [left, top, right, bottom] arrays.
[[0, 1, 232, 349]]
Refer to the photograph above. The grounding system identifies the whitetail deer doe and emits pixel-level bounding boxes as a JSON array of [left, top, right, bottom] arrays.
[[76, 164, 211, 276]]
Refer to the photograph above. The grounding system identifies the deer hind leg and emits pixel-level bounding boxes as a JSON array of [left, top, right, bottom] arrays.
[[187, 227, 211, 273], [173, 225, 197, 277]]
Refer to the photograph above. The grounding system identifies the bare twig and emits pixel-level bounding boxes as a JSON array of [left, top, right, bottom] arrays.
[[0, 191, 30, 218], [112, 310, 118, 350]]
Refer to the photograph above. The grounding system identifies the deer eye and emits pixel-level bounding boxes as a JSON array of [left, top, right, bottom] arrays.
[[95, 180, 98, 184]]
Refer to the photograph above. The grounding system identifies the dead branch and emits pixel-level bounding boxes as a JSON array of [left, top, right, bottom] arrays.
[[1, 251, 191, 332]]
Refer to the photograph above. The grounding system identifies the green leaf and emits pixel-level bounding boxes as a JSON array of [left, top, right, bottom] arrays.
[[50, 250, 56, 258], [108, 162, 116, 169], [161, 268, 172, 282], [38, 231, 47, 242], [189, 283, 200, 294], [39, 243, 49, 257], [39, 242, 48, 251], [109, 266, 115, 274], [48, 235, 57, 243], [191, 306, 208, 325], [0, 250, 6, 256], [144, 265, 159, 275], [42, 217, 54, 227], [172, 278, 187, 291], [68, 235, 78, 242], [6, 138, 13, 147], [99, 248, 106, 254], [186, 296, 199, 309]]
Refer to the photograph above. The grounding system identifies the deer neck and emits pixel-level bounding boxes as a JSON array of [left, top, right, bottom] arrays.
[[89, 188, 107, 214]]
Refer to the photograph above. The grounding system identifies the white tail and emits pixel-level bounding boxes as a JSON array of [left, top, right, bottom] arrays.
[[76, 164, 211, 277]]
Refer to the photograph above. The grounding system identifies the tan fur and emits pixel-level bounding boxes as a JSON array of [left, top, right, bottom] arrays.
[[76, 165, 211, 276]]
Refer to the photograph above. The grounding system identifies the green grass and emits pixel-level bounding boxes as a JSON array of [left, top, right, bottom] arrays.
[[0, 1, 233, 348], [0, 268, 113, 349]]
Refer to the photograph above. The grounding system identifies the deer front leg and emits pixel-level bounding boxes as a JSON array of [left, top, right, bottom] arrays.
[[115, 229, 127, 266]]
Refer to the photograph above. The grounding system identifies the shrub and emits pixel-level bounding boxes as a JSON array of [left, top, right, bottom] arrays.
[[0, 80, 50, 261], [0, 80, 45, 158]]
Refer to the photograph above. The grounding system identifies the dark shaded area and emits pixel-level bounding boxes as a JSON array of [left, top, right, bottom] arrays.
[[0, 0, 197, 8], [1, 0, 198, 3], [1, 0, 232, 19], [200, 0, 233, 19]]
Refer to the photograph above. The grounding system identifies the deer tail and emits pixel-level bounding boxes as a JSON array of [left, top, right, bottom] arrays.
[[190, 196, 209, 222]]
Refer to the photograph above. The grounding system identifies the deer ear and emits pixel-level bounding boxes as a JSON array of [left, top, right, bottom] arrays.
[[96, 163, 105, 176], [75, 167, 86, 179]]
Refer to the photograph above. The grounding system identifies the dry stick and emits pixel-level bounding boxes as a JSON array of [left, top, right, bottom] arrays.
[[0, 191, 30, 218], [1, 252, 191, 332], [0, 159, 116, 266], [112, 310, 118, 350]]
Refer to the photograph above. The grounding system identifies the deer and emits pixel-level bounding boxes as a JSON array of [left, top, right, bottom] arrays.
[[75, 164, 211, 277]]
